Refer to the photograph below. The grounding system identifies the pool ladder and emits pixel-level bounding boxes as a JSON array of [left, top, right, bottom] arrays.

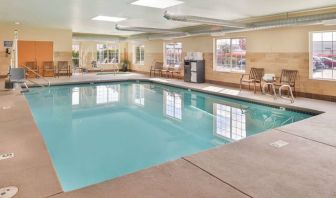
[[262, 83, 294, 103]]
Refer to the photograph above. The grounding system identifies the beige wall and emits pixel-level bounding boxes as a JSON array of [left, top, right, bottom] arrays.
[[129, 25, 336, 97], [128, 40, 164, 73], [2, 20, 335, 97], [0, 22, 72, 75]]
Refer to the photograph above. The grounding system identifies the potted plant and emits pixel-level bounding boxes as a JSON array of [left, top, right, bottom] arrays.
[[120, 59, 131, 72]]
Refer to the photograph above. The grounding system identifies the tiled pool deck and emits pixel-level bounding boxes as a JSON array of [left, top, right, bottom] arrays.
[[1, 72, 336, 198]]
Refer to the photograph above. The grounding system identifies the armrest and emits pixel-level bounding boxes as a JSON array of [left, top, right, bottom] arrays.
[[240, 74, 249, 80]]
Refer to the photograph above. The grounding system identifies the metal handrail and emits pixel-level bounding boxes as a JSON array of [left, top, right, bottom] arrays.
[[23, 66, 51, 87], [112, 63, 119, 75], [279, 84, 295, 103]]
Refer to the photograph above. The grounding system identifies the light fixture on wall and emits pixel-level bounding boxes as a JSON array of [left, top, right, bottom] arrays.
[[131, 0, 184, 9], [92, 16, 127, 22], [14, 22, 20, 25]]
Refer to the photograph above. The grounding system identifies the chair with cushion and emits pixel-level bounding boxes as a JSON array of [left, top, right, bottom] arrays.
[[43, 61, 55, 77], [26, 61, 39, 78], [56, 61, 71, 77], [240, 67, 264, 93]]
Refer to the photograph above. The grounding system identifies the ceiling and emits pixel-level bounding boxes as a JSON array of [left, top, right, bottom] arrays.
[[0, 0, 336, 36]]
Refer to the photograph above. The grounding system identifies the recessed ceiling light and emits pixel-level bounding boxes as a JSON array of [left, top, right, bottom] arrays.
[[92, 16, 127, 22], [131, 0, 184, 9]]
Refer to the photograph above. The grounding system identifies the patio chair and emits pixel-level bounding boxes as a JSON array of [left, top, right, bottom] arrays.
[[161, 65, 173, 78], [166, 64, 183, 79], [274, 69, 298, 97], [26, 61, 39, 78], [8, 68, 28, 90], [56, 61, 71, 77], [240, 68, 264, 93], [150, 61, 163, 77], [42, 61, 55, 77]]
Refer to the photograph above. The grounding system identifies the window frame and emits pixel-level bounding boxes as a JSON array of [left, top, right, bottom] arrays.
[[309, 31, 336, 81], [72, 44, 80, 68], [213, 37, 247, 73], [96, 43, 120, 65], [164, 42, 183, 67], [134, 44, 145, 65]]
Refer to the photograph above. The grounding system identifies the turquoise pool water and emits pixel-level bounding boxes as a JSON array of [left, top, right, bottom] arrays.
[[24, 82, 313, 191]]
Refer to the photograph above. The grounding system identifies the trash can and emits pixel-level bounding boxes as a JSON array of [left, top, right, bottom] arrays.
[[5, 79, 14, 89]]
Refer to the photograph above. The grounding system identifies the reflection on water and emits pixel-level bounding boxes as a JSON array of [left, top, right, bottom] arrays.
[[163, 90, 182, 120], [133, 84, 145, 106], [96, 85, 120, 104], [71, 85, 120, 106], [213, 103, 246, 141], [72, 87, 80, 106]]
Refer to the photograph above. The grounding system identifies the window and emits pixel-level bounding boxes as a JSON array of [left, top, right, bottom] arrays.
[[96, 85, 120, 104], [163, 91, 182, 120], [72, 44, 80, 68], [214, 38, 246, 72], [97, 44, 119, 64], [310, 31, 336, 80], [213, 103, 246, 141], [134, 45, 145, 65], [165, 42, 182, 66]]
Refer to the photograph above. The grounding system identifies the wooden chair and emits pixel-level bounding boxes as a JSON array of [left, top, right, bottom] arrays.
[[274, 69, 298, 97], [56, 61, 71, 77], [167, 64, 183, 79], [240, 68, 265, 93], [149, 61, 163, 77], [161, 65, 173, 78], [43, 61, 55, 77], [26, 61, 39, 78]]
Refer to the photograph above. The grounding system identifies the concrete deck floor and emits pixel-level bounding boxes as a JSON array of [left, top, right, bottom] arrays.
[[1, 72, 336, 198]]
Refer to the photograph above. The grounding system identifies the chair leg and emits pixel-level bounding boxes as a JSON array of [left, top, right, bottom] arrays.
[[254, 82, 256, 94], [248, 83, 250, 90], [293, 86, 296, 97], [239, 81, 242, 92]]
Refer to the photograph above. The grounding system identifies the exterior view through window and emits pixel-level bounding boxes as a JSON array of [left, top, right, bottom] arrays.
[[215, 38, 246, 72], [72, 44, 80, 68], [311, 32, 336, 80], [97, 44, 119, 64], [165, 42, 182, 66]]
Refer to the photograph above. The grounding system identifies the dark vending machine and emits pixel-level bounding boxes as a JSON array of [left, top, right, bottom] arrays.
[[184, 60, 205, 83]]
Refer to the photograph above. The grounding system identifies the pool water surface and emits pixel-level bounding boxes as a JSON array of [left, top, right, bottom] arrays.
[[24, 82, 313, 191]]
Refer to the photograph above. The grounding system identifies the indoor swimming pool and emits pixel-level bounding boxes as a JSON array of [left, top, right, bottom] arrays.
[[24, 81, 314, 191]]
